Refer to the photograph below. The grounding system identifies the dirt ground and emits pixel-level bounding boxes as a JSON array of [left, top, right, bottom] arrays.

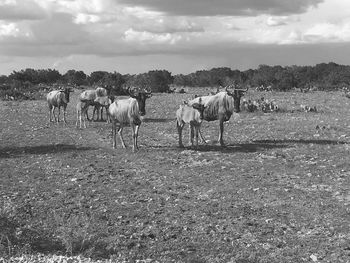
[[0, 89, 350, 262]]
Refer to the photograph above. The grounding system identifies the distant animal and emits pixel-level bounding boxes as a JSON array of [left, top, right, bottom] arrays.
[[256, 85, 272, 92], [79, 87, 108, 121], [300, 104, 317, 112], [242, 98, 258, 112], [47, 87, 72, 123], [75, 100, 89, 129], [176, 88, 186, 94], [176, 98, 207, 148], [92, 88, 110, 121], [188, 85, 248, 146], [168, 86, 186, 93], [261, 99, 278, 112], [108, 87, 152, 152], [243, 97, 278, 113]]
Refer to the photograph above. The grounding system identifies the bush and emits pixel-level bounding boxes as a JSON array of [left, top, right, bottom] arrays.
[[0, 84, 45, 101]]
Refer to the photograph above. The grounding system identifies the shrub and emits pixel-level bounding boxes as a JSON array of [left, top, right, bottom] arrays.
[[0, 84, 45, 101]]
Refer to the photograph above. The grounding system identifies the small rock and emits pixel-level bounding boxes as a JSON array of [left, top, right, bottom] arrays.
[[310, 254, 318, 262]]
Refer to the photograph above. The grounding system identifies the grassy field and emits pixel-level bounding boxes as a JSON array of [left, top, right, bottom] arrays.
[[0, 89, 350, 262]]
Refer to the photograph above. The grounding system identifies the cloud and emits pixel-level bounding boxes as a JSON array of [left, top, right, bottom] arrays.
[[240, 18, 350, 45], [43, 0, 112, 15], [117, 0, 323, 16], [304, 22, 350, 43], [281, 30, 303, 44], [74, 13, 101, 24], [0, 12, 94, 57], [30, 12, 90, 45], [132, 18, 204, 34], [1, 0, 349, 73], [0, 22, 19, 37], [0, 20, 32, 42], [266, 16, 289, 26], [0, 0, 47, 20], [32, 0, 121, 25], [123, 28, 182, 45]]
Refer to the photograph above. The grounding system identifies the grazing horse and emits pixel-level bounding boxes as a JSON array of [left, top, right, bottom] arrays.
[[47, 87, 72, 123], [79, 87, 108, 121], [108, 87, 152, 152], [176, 98, 206, 148], [188, 85, 248, 145]]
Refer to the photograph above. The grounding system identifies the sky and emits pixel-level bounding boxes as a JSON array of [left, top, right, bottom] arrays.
[[1, 0, 350, 76]]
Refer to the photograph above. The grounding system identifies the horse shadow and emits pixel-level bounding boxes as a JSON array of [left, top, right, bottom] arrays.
[[177, 138, 349, 153], [0, 144, 95, 158]]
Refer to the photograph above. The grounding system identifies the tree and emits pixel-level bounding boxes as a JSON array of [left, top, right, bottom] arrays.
[[0, 75, 9, 85], [126, 70, 173, 92], [275, 68, 294, 91], [9, 68, 61, 85], [39, 69, 61, 84], [63, 70, 87, 86], [101, 72, 127, 95], [88, 71, 109, 85], [173, 74, 192, 87], [147, 70, 173, 92], [251, 65, 281, 88]]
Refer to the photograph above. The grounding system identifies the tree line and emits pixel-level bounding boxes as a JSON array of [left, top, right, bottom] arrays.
[[1, 62, 350, 99], [174, 63, 350, 91]]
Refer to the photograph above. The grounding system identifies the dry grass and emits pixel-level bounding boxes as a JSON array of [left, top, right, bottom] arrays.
[[0, 89, 349, 262]]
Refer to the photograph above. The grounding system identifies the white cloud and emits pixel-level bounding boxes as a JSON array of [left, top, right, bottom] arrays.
[[0, 0, 16, 6], [281, 30, 303, 44], [0, 22, 19, 37], [43, 0, 109, 14], [123, 28, 182, 45], [266, 16, 289, 26], [32, 0, 120, 25], [122, 6, 160, 19], [74, 13, 100, 24], [131, 17, 204, 34], [304, 22, 350, 42]]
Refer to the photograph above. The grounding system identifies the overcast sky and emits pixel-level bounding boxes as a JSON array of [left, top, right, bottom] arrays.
[[1, 0, 350, 75]]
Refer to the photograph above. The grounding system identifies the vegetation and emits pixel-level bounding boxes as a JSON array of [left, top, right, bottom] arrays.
[[1, 62, 350, 100], [173, 63, 350, 91], [0, 69, 174, 100]]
